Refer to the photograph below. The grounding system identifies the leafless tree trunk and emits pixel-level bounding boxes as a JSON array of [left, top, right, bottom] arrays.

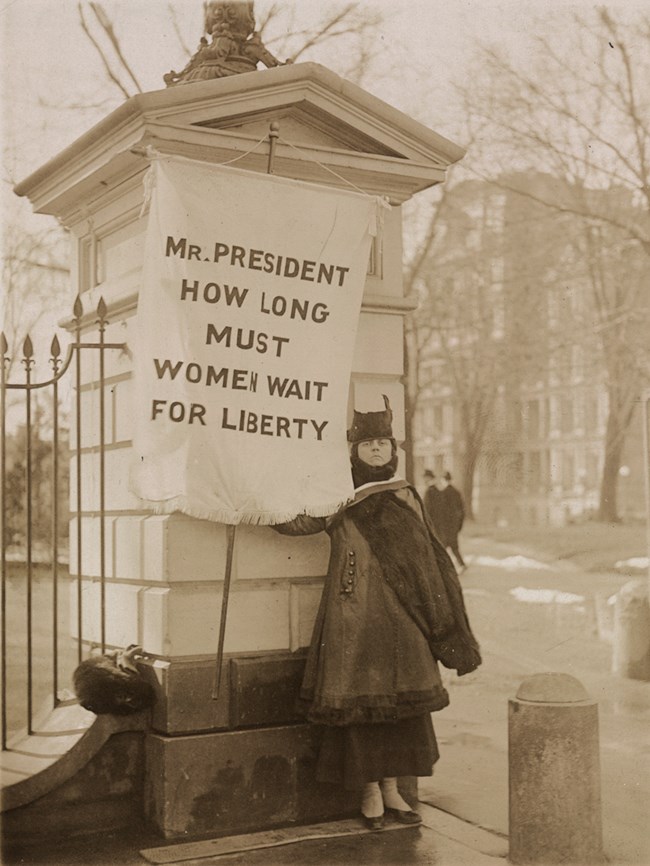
[[455, 7, 650, 521]]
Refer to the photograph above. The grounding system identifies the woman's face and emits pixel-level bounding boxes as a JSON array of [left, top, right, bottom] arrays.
[[357, 438, 393, 467]]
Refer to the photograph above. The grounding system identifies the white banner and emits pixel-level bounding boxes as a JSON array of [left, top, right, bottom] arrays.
[[129, 156, 383, 525]]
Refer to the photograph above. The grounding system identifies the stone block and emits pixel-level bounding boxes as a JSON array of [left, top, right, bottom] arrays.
[[149, 657, 231, 735], [141, 585, 291, 656], [76, 386, 111, 449], [69, 448, 140, 516], [352, 313, 403, 375], [149, 653, 309, 736], [141, 587, 170, 656], [104, 447, 142, 511], [101, 224, 145, 282], [112, 376, 134, 444], [186, 586, 290, 656], [141, 515, 171, 582], [1, 732, 145, 843], [104, 583, 143, 647], [69, 579, 141, 647], [222, 587, 291, 655], [68, 516, 105, 577], [144, 724, 359, 839], [160, 518, 329, 583], [234, 525, 329, 580], [164, 516, 231, 582], [229, 655, 307, 727], [112, 515, 144, 581]]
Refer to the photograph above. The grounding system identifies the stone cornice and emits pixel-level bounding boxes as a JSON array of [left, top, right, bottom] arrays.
[[16, 62, 464, 217]]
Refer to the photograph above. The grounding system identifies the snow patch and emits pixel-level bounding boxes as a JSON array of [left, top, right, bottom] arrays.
[[467, 554, 552, 571], [614, 557, 649, 571], [510, 586, 585, 605]]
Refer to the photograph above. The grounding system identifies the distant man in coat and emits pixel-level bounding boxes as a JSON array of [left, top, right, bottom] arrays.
[[433, 471, 466, 573], [422, 470, 442, 539]]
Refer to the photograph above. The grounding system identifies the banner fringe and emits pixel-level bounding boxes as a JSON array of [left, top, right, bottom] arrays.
[[138, 496, 351, 527]]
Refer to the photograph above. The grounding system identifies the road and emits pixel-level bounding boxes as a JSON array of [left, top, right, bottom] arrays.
[[419, 535, 650, 865]]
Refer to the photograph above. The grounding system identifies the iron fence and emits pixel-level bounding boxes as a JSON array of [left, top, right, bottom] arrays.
[[0, 296, 124, 749]]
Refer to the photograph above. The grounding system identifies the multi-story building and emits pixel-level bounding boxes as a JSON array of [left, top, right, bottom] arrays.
[[412, 173, 647, 525]]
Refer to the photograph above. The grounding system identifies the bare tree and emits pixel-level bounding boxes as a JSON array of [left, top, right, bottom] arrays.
[[1, 207, 70, 380], [459, 9, 650, 245], [580, 221, 648, 520], [407, 177, 533, 515], [75, 1, 386, 100], [402, 182, 454, 482], [455, 7, 650, 521]]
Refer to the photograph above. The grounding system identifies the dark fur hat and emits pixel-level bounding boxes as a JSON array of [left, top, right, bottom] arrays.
[[347, 395, 393, 443]]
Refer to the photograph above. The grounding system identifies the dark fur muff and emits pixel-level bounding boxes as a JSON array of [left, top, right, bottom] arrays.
[[73, 645, 155, 715]]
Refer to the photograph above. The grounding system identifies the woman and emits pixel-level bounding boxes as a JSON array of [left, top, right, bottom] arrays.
[[275, 396, 481, 830]]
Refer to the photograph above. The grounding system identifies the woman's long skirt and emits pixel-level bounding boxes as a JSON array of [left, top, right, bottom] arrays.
[[314, 712, 439, 790]]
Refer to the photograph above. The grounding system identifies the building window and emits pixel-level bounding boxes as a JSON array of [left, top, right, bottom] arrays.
[[586, 451, 600, 486], [562, 451, 575, 490], [584, 393, 599, 429], [560, 397, 573, 435], [511, 401, 523, 435], [542, 398, 551, 436], [526, 400, 540, 439], [433, 404, 444, 435], [527, 451, 541, 491]]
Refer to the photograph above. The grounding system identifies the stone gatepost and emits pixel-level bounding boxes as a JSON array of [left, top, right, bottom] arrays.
[[15, 62, 463, 838]]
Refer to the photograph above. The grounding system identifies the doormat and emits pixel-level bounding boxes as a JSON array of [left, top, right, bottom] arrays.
[[140, 817, 417, 864]]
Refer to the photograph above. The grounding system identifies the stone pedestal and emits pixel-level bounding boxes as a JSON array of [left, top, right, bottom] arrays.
[[15, 62, 463, 838], [509, 673, 603, 865], [612, 579, 650, 680]]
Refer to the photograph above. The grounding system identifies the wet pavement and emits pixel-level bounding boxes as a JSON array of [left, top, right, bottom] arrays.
[[4, 534, 650, 865], [4, 805, 508, 866], [422, 535, 650, 865]]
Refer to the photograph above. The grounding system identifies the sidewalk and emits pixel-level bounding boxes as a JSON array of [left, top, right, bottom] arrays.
[[4, 804, 508, 866], [138, 805, 508, 866], [425, 534, 650, 865], [4, 533, 649, 866]]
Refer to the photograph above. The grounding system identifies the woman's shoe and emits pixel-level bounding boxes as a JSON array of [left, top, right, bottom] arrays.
[[384, 807, 422, 825], [361, 813, 385, 831]]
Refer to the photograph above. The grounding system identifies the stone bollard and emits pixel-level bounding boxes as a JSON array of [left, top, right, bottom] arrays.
[[612, 579, 650, 681], [508, 673, 604, 865]]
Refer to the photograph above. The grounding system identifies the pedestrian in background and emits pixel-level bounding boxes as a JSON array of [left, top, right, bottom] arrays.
[[274, 398, 481, 830], [422, 469, 441, 539], [436, 471, 466, 573]]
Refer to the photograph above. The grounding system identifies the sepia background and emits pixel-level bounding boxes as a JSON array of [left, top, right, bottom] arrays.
[[1, 1, 649, 863]]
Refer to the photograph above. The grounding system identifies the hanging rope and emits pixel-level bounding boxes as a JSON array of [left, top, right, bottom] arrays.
[[278, 135, 375, 198], [134, 130, 389, 219]]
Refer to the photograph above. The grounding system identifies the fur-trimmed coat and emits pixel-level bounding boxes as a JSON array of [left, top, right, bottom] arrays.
[[275, 478, 481, 726]]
